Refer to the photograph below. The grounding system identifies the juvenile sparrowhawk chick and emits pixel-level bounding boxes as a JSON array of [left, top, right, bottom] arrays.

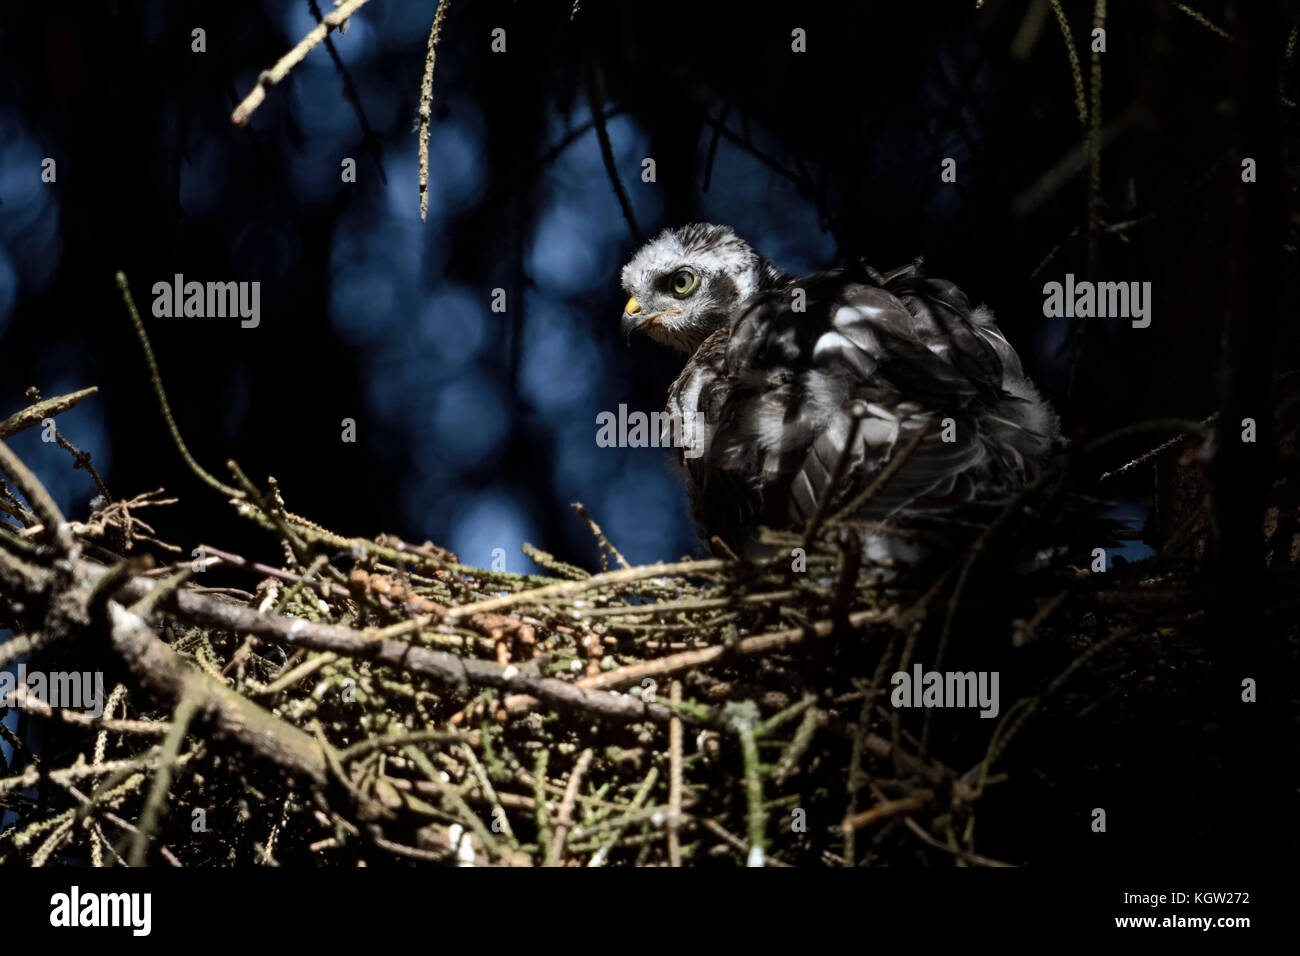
[[620, 223, 1061, 564]]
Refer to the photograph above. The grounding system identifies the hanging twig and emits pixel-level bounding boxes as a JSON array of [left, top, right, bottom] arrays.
[[585, 61, 644, 243], [231, 0, 375, 126], [418, 0, 452, 221]]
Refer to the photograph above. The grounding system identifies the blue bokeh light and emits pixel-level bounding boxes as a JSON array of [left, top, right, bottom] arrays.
[[443, 487, 541, 573], [518, 291, 601, 415], [426, 374, 513, 469]]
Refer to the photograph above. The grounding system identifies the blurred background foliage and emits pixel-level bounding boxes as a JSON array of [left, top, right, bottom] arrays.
[[0, 0, 1295, 575]]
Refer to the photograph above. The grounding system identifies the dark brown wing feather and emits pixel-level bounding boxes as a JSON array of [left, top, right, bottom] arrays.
[[667, 263, 1059, 555]]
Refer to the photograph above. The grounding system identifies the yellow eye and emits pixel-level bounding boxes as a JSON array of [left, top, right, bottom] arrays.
[[668, 268, 698, 297]]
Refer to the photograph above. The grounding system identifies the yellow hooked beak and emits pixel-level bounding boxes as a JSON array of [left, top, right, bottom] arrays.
[[620, 297, 682, 343]]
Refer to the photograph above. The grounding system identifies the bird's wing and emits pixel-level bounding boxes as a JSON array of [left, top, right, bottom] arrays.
[[668, 265, 1055, 550], [666, 328, 765, 550]]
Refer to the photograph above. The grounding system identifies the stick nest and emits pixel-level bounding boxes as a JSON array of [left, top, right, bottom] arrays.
[[0, 386, 1293, 867]]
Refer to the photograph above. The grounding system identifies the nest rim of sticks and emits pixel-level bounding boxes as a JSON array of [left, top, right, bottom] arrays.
[[1, 375, 1262, 869]]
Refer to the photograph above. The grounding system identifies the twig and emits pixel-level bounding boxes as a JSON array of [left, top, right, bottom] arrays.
[[734, 717, 766, 866], [532, 750, 552, 855], [1048, 1, 1087, 128], [771, 701, 821, 785], [967, 627, 1132, 792], [698, 818, 792, 867], [587, 767, 658, 867], [231, 0, 375, 126], [841, 789, 933, 833], [522, 543, 590, 580], [1173, 2, 1230, 40], [1, 692, 169, 737], [249, 651, 338, 697], [1008, 107, 1138, 219], [128, 690, 198, 865], [545, 747, 593, 866], [585, 61, 643, 243], [418, 0, 452, 221], [336, 728, 463, 762], [1085, 0, 1106, 278], [667, 680, 683, 867], [307, 0, 387, 184], [568, 589, 794, 618], [576, 606, 895, 691], [116, 273, 243, 500], [827, 421, 930, 525], [0, 438, 72, 552], [802, 402, 867, 547], [200, 543, 346, 598], [445, 558, 727, 618], [0, 387, 99, 441], [461, 742, 518, 848], [573, 502, 631, 570], [0, 750, 175, 796], [902, 818, 1014, 867]]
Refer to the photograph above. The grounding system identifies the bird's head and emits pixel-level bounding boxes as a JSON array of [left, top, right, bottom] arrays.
[[619, 223, 781, 352]]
